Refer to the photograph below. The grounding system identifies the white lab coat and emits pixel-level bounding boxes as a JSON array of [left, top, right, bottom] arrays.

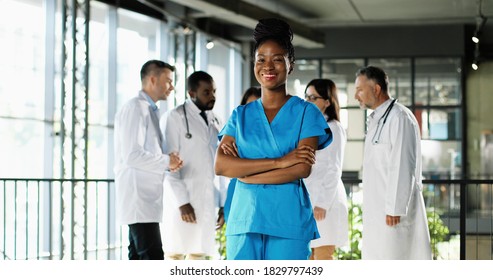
[[160, 99, 226, 256], [304, 119, 349, 248], [362, 99, 431, 260], [114, 91, 170, 225]]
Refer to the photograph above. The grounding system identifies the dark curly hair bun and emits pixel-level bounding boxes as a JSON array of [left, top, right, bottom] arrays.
[[252, 18, 295, 65], [253, 18, 293, 43]]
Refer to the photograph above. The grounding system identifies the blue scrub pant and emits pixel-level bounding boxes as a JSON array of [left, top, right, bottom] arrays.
[[227, 233, 311, 260]]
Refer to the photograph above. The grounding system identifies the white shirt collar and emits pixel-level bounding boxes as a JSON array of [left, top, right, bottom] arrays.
[[185, 99, 202, 115], [141, 91, 158, 111], [370, 98, 392, 120]]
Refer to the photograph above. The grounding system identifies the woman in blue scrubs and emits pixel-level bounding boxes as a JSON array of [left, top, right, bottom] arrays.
[[223, 86, 261, 223], [215, 18, 332, 260]]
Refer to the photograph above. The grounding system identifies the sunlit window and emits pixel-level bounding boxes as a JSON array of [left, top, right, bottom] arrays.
[[116, 8, 161, 110], [0, 0, 45, 178]]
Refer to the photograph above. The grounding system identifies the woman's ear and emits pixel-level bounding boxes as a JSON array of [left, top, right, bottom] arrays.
[[288, 63, 294, 74], [286, 59, 294, 74], [324, 99, 331, 110]]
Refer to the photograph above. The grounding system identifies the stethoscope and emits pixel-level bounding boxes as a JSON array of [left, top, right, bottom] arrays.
[[183, 102, 193, 139], [182, 101, 218, 139], [371, 98, 397, 144]]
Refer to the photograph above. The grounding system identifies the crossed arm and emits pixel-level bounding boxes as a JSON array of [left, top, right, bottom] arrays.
[[214, 135, 318, 185]]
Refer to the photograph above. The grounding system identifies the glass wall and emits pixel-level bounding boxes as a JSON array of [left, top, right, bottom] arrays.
[[206, 41, 242, 123], [415, 58, 462, 179], [289, 57, 464, 179], [0, 0, 471, 261], [0, 0, 46, 178], [368, 58, 413, 106], [322, 59, 365, 174], [0, 0, 244, 260], [115, 9, 162, 110], [287, 59, 320, 99], [88, 2, 110, 179], [290, 57, 463, 179]]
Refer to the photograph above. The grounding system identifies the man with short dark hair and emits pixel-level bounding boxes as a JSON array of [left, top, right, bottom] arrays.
[[160, 70, 225, 260], [114, 60, 183, 260]]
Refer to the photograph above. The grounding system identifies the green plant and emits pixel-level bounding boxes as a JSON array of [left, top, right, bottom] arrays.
[[336, 202, 363, 260], [215, 223, 227, 259], [427, 208, 450, 259], [336, 202, 450, 260], [215, 203, 449, 260]]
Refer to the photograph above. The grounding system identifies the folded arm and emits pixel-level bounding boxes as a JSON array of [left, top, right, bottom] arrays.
[[215, 135, 317, 184], [239, 137, 318, 184]]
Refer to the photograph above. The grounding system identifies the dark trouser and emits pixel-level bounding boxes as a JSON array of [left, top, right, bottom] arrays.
[[128, 223, 164, 260]]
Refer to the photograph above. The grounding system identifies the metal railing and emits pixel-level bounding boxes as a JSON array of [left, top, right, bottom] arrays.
[[0, 178, 123, 260], [1, 178, 492, 260], [339, 178, 493, 260]]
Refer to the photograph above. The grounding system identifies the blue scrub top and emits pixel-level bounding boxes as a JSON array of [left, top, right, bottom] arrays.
[[219, 96, 332, 240]]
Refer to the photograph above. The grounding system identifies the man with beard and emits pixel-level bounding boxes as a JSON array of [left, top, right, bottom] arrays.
[[160, 71, 226, 260]]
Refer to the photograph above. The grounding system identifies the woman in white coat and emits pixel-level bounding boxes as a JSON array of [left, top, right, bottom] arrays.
[[303, 79, 349, 260], [354, 66, 431, 260]]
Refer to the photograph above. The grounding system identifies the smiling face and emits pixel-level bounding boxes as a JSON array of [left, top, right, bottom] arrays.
[[154, 68, 175, 101], [254, 39, 292, 91], [142, 67, 175, 102]]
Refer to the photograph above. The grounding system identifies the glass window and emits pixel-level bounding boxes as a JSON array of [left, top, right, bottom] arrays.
[[167, 30, 189, 109], [88, 2, 110, 178], [422, 140, 461, 179], [417, 108, 462, 140], [116, 9, 161, 110], [344, 141, 364, 173], [367, 58, 412, 106], [207, 42, 232, 123], [415, 58, 462, 106], [0, 119, 45, 177], [321, 58, 364, 90], [321, 59, 365, 175], [287, 59, 319, 98], [321, 58, 365, 130], [0, 0, 45, 177], [346, 108, 366, 140]]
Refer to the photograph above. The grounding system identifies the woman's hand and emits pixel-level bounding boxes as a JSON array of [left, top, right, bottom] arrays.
[[275, 144, 316, 169], [221, 142, 239, 157], [313, 206, 327, 221]]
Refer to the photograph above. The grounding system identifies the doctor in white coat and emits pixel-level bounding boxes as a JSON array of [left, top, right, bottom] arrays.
[[160, 71, 226, 260], [303, 79, 348, 260], [114, 60, 183, 260], [354, 66, 431, 260]]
